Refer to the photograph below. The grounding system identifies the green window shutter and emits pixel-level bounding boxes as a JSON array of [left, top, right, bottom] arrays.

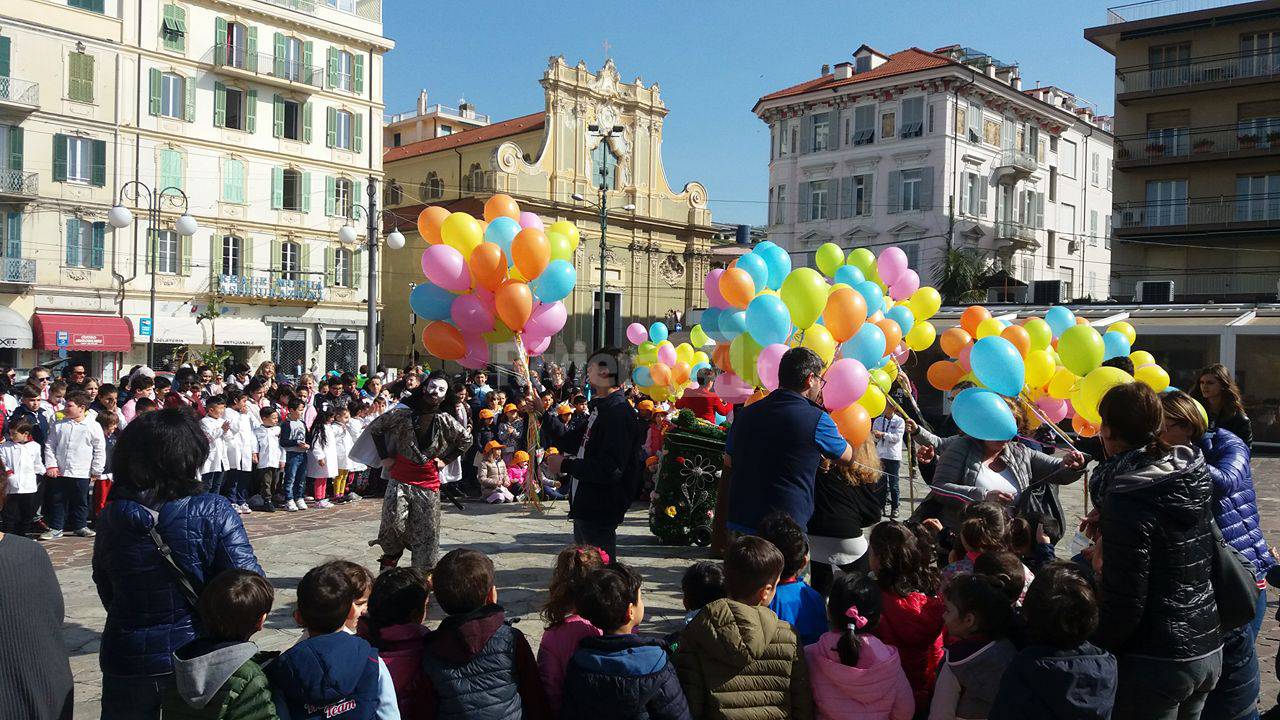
[[214, 17, 227, 65], [90, 139, 106, 187], [303, 42, 313, 83], [325, 107, 336, 148], [213, 82, 226, 126], [8, 127, 22, 174], [65, 218, 78, 265], [324, 175, 335, 216], [69, 53, 94, 102], [353, 180, 363, 211], [301, 172, 311, 213], [300, 242, 311, 278], [172, 6, 188, 51], [327, 47, 339, 89], [6, 211, 22, 257], [272, 93, 284, 138], [148, 68, 161, 115], [353, 54, 364, 94], [242, 234, 254, 274], [270, 166, 283, 209], [302, 102, 313, 143], [145, 229, 155, 273], [271, 238, 282, 273], [353, 248, 364, 289], [184, 75, 195, 121], [160, 148, 182, 190], [52, 134, 67, 182], [0, 37, 12, 78], [325, 245, 335, 286], [180, 233, 192, 275], [245, 26, 258, 72], [91, 222, 105, 268], [209, 234, 221, 278], [353, 114, 363, 153], [273, 32, 286, 77], [246, 89, 257, 133], [222, 158, 244, 203]]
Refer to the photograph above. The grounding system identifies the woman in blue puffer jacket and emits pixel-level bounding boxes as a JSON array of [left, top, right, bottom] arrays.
[[92, 407, 262, 720]]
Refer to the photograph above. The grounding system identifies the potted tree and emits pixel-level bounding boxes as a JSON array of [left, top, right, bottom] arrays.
[[1267, 130, 1280, 147], [1145, 141, 1167, 157], [1239, 132, 1259, 149], [1193, 138, 1215, 154]]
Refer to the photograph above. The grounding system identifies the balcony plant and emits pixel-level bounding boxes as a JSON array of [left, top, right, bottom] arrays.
[[1267, 131, 1280, 146], [1117, 145, 1132, 160], [1192, 138, 1215, 154], [1145, 142, 1167, 157], [1239, 133, 1259, 149]]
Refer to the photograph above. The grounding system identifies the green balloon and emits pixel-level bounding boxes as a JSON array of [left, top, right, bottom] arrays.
[[729, 332, 762, 387], [847, 247, 876, 273], [815, 242, 845, 277], [779, 267, 829, 330], [547, 231, 574, 262], [1058, 325, 1105, 376], [484, 322, 515, 344], [636, 341, 658, 366]]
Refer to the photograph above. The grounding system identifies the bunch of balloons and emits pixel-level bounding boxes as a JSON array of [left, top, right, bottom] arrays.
[[626, 321, 714, 401], [408, 194, 581, 368], [699, 240, 943, 445], [927, 304, 1172, 440]]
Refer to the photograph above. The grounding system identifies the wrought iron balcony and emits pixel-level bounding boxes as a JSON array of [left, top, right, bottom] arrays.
[[1106, 0, 1244, 24], [994, 149, 1037, 182], [1118, 50, 1280, 97], [0, 258, 35, 285], [0, 77, 39, 112], [1114, 194, 1280, 234], [218, 274, 323, 302], [0, 170, 37, 198], [994, 220, 1039, 247], [205, 46, 323, 90], [259, 0, 381, 22], [1112, 269, 1280, 300], [1116, 124, 1280, 165]]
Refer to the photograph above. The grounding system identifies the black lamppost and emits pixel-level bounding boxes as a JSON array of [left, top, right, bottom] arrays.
[[341, 177, 405, 374], [573, 123, 634, 349]]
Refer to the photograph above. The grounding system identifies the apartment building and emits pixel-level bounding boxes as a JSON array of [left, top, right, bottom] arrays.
[[754, 44, 1114, 304], [0, 0, 392, 380], [384, 89, 489, 149]]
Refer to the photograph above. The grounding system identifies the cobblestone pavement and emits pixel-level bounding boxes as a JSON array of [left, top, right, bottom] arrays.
[[53, 457, 1280, 718]]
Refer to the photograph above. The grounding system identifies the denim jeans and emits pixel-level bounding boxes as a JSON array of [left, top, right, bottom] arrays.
[[201, 471, 224, 496], [573, 519, 618, 561], [283, 452, 308, 500], [224, 469, 251, 505], [1116, 648, 1224, 720], [45, 476, 90, 532], [101, 673, 173, 720], [880, 459, 902, 511], [1203, 624, 1259, 720]]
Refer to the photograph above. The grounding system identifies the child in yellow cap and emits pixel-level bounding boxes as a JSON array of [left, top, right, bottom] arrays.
[[506, 450, 531, 501], [479, 440, 514, 503]]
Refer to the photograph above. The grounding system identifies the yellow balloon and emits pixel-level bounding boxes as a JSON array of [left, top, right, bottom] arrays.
[[905, 321, 937, 351], [1074, 366, 1134, 426], [801, 324, 837, 366], [908, 286, 942, 321], [1023, 318, 1053, 351], [547, 231, 574, 262], [885, 360, 899, 381], [692, 351, 709, 366], [976, 317, 1004, 339], [676, 343, 695, 365], [440, 212, 482, 258], [1025, 349, 1056, 388], [859, 384, 887, 417], [869, 368, 892, 393], [690, 325, 710, 347], [1129, 350, 1155, 367], [1108, 321, 1137, 346], [1135, 364, 1170, 393], [1048, 367, 1079, 400], [547, 220, 580, 250]]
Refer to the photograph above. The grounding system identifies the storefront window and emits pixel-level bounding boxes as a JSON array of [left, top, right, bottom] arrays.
[[1235, 335, 1280, 445], [1136, 333, 1218, 393]]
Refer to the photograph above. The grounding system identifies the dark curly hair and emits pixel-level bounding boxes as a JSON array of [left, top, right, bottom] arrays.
[[1023, 561, 1099, 648], [869, 521, 941, 598], [959, 502, 1009, 555], [541, 545, 606, 627]]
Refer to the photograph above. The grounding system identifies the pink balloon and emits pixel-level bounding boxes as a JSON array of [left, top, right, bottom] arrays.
[[958, 344, 973, 373], [822, 358, 870, 412], [657, 343, 677, 367], [756, 343, 789, 392], [704, 269, 728, 309], [421, 245, 470, 293], [451, 294, 494, 334], [460, 333, 489, 369], [889, 269, 920, 301], [626, 322, 648, 345], [1036, 396, 1069, 423], [877, 246, 909, 285], [518, 212, 544, 230], [526, 301, 567, 337], [715, 372, 753, 404], [473, 286, 497, 315], [523, 333, 551, 356], [892, 343, 910, 364], [1064, 401, 1077, 419]]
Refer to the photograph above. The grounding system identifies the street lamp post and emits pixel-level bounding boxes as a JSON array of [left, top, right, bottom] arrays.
[[343, 178, 406, 376], [574, 123, 634, 350], [108, 182, 199, 368]]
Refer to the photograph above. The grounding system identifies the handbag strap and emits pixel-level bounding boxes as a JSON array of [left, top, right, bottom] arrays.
[[143, 505, 202, 612]]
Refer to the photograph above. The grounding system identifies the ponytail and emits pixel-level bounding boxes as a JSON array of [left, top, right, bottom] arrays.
[[826, 572, 882, 668], [836, 606, 868, 666]]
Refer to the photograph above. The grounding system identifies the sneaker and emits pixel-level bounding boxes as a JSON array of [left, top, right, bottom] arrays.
[[285, 500, 298, 512], [261, 502, 275, 513], [347, 492, 362, 502], [38, 530, 63, 541], [74, 527, 96, 538], [296, 499, 308, 510], [240, 504, 253, 514], [317, 499, 333, 509]]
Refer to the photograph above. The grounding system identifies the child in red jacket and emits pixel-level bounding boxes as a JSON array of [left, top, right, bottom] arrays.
[[868, 521, 946, 710], [358, 567, 431, 720]]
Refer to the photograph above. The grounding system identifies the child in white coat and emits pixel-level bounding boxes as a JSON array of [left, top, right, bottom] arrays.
[[306, 409, 339, 509], [253, 406, 284, 513], [223, 389, 257, 515], [0, 418, 45, 534], [200, 395, 232, 496]]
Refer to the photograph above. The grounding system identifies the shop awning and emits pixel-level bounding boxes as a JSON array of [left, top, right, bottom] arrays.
[[0, 306, 32, 349], [146, 317, 205, 346], [205, 318, 270, 347], [32, 313, 133, 352], [139, 317, 271, 348]]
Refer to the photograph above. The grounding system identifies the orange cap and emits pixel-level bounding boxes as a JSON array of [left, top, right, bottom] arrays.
[[479, 408, 495, 419], [484, 440, 503, 452], [504, 403, 518, 412], [513, 450, 530, 463]]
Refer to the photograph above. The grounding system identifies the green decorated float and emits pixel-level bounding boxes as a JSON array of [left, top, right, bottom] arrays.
[[648, 410, 728, 546]]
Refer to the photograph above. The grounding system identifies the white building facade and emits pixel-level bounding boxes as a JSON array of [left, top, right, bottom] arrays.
[[755, 45, 1114, 303]]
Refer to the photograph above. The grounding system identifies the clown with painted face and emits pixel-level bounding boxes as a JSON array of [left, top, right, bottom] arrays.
[[366, 370, 471, 571]]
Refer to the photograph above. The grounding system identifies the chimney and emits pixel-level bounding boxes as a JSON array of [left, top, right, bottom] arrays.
[[417, 89, 428, 115], [1012, 75, 1021, 90], [986, 64, 997, 78], [459, 98, 473, 117], [821, 63, 831, 75], [834, 62, 854, 80]]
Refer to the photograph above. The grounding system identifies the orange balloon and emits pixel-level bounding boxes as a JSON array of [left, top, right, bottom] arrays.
[[416, 206, 450, 245], [713, 344, 732, 370], [1000, 325, 1031, 358], [719, 267, 756, 309], [960, 305, 991, 336], [672, 361, 691, 385], [1072, 413, 1099, 438], [927, 360, 966, 391], [511, 228, 550, 281], [421, 321, 465, 360], [494, 280, 533, 332], [831, 403, 871, 446], [1076, 316, 1090, 325], [824, 286, 868, 343], [483, 194, 520, 222], [649, 362, 672, 386], [876, 318, 903, 356], [468, 242, 508, 291], [940, 327, 972, 358]]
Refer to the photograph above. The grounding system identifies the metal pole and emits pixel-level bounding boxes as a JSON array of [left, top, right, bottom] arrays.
[[597, 184, 608, 350], [147, 192, 157, 368], [366, 177, 378, 375]]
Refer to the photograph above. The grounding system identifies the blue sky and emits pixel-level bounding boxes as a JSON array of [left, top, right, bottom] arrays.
[[383, 1, 1121, 226]]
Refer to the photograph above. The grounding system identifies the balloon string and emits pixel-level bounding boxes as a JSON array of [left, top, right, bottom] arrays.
[[1018, 390, 1082, 454]]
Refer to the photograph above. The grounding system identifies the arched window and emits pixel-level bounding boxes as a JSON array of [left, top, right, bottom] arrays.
[[384, 180, 403, 206], [333, 247, 353, 287], [420, 171, 443, 201], [280, 240, 301, 280], [591, 143, 619, 189], [463, 163, 482, 192], [221, 235, 243, 277], [334, 177, 354, 218]]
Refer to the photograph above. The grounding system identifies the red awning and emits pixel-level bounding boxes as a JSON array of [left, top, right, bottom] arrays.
[[32, 313, 133, 352]]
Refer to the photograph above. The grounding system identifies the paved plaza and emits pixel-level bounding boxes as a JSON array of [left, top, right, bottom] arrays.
[[50, 458, 1280, 718]]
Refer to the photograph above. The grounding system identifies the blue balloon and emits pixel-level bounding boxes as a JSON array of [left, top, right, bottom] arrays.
[[530, 259, 576, 303], [745, 294, 791, 346], [854, 280, 884, 316], [484, 216, 521, 262], [701, 307, 722, 340], [1102, 331, 1132, 361], [885, 305, 915, 336], [409, 283, 455, 321], [720, 310, 747, 339], [970, 336, 1026, 397], [736, 253, 770, 292], [1044, 305, 1075, 338], [649, 322, 669, 344], [843, 323, 887, 369], [834, 265, 866, 288], [760, 245, 792, 290], [953, 388, 1018, 441], [690, 362, 711, 384], [633, 366, 653, 386]]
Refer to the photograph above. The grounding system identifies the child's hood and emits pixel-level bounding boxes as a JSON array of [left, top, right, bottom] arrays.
[[805, 632, 906, 699], [172, 638, 259, 709], [681, 598, 789, 667], [424, 604, 508, 664]]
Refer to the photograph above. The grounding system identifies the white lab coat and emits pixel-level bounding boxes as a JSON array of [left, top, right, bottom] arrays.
[[255, 424, 283, 469], [0, 439, 44, 494], [200, 415, 232, 475], [306, 424, 339, 479], [43, 416, 106, 478]]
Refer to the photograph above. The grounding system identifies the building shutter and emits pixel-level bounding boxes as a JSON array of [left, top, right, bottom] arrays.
[[180, 233, 192, 275], [829, 107, 841, 151], [886, 170, 901, 213], [271, 238, 282, 274], [214, 18, 227, 64], [273, 32, 286, 78], [325, 175, 336, 216], [325, 107, 336, 147], [838, 176, 853, 219], [301, 172, 311, 212], [8, 127, 21, 173], [353, 248, 364, 289], [960, 176, 970, 216], [979, 178, 989, 216], [0, 36, 10, 78], [1035, 192, 1045, 229], [303, 42, 313, 83], [302, 102, 313, 143], [799, 182, 812, 221], [65, 218, 79, 265], [148, 68, 162, 115], [919, 168, 934, 211], [213, 82, 226, 126], [327, 47, 339, 88], [273, 93, 284, 137], [145, 229, 155, 273], [6, 211, 22, 257], [184, 75, 195, 121], [209, 235, 222, 278], [245, 88, 257, 132], [242, 234, 254, 275], [799, 115, 814, 155], [91, 222, 105, 268], [325, 245, 335, 285], [353, 114, 363, 153], [353, 180, 362, 211], [299, 242, 311, 277], [53, 134, 67, 181], [90, 139, 106, 186], [353, 54, 364, 94], [271, 166, 283, 209], [245, 26, 258, 72]]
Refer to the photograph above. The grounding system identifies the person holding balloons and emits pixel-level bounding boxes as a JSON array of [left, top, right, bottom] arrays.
[[674, 368, 733, 423]]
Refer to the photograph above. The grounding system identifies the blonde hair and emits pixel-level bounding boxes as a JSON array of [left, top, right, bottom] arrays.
[[836, 438, 882, 486], [1160, 390, 1207, 438]]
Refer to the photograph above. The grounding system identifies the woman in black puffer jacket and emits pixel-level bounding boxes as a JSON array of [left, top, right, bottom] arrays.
[[1091, 383, 1221, 720]]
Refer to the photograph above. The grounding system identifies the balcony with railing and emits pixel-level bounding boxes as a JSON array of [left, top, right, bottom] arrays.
[[1114, 193, 1280, 235], [218, 274, 323, 302], [1118, 49, 1280, 98], [1116, 124, 1280, 165], [1112, 268, 1280, 300], [260, 0, 381, 23], [0, 257, 35, 285], [994, 149, 1037, 182], [995, 220, 1040, 248], [0, 77, 39, 113], [205, 46, 323, 91], [1106, 0, 1251, 23], [386, 104, 491, 125], [0, 170, 37, 199]]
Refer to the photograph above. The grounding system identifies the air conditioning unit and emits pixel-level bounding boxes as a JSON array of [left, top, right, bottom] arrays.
[[1032, 280, 1067, 304], [1135, 280, 1174, 304]]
